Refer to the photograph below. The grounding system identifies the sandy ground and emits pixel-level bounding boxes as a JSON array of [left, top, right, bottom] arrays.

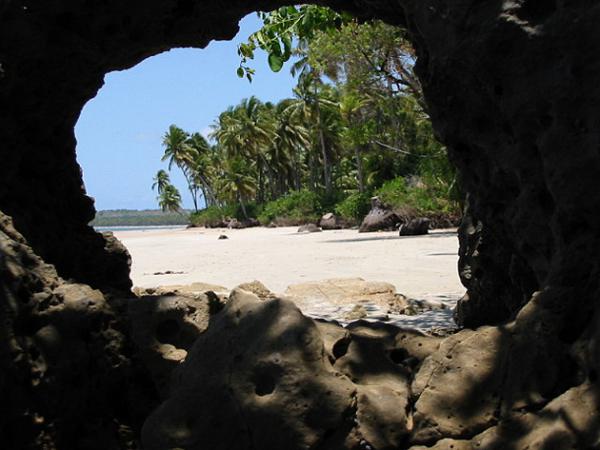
[[114, 226, 464, 302]]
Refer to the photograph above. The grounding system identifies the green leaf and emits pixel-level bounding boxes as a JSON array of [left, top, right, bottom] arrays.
[[282, 35, 292, 60], [268, 52, 284, 72], [237, 67, 245, 78]]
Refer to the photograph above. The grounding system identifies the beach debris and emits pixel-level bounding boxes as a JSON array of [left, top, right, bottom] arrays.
[[218, 234, 229, 240]]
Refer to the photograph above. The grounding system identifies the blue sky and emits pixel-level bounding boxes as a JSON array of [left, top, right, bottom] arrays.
[[75, 14, 297, 211]]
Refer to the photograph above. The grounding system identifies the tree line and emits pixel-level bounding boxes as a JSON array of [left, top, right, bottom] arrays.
[[153, 8, 461, 225]]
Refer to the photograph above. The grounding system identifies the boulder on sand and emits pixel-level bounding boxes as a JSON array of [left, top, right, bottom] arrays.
[[297, 223, 322, 233], [319, 212, 343, 230], [399, 217, 431, 236], [359, 197, 400, 233]]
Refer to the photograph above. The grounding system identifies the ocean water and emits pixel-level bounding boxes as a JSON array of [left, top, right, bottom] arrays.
[[95, 225, 187, 233]]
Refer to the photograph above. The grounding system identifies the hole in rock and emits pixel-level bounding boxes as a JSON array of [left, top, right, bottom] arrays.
[[252, 363, 283, 396], [332, 337, 351, 360], [389, 348, 410, 364], [75, 8, 464, 333], [155, 319, 180, 345]]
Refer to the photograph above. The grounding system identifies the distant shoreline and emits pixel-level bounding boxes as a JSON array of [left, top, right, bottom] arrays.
[[95, 225, 187, 233]]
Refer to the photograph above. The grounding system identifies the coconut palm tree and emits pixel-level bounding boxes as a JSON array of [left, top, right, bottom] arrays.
[[161, 125, 201, 212], [151, 169, 171, 195], [157, 184, 182, 213], [217, 157, 257, 219], [340, 93, 370, 193], [271, 99, 310, 192]]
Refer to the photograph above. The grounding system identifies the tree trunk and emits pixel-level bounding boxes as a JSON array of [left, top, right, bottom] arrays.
[[314, 96, 332, 195], [355, 146, 365, 193], [238, 193, 249, 220]]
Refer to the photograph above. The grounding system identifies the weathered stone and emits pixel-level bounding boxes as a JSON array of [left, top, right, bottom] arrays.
[[141, 290, 359, 450], [0, 212, 156, 449], [399, 218, 430, 236], [235, 280, 276, 301], [411, 327, 509, 444], [128, 293, 214, 394], [2, 1, 600, 448], [455, 196, 536, 328], [285, 278, 399, 308], [359, 197, 400, 233], [297, 223, 322, 233], [319, 212, 343, 230], [133, 281, 229, 298]]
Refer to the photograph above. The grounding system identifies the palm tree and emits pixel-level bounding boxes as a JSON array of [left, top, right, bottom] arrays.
[[151, 169, 171, 195], [187, 132, 218, 207], [157, 184, 182, 213], [211, 97, 275, 202], [217, 157, 257, 219], [272, 99, 310, 192], [340, 93, 370, 193], [291, 72, 340, 195], [161, 125, 201, 212]]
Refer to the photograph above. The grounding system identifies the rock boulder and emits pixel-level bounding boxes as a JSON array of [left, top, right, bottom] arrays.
[[359, 197, 400, 233]]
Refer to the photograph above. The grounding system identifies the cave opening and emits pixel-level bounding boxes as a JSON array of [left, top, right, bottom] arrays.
[[74, 8, 464, 330], [3, 1, 600, 448]]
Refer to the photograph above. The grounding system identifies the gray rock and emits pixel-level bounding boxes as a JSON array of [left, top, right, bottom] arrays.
[[297, 223, 322, 233], [399, 217, 430, 236], [319, 212, 343, 230], [359, 197, 400, 233]]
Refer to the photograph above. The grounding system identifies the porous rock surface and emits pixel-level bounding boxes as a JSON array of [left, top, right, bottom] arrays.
[[2, 0, 600, 449], [142, 290, 442, 450], [0, 212, 158, 449]]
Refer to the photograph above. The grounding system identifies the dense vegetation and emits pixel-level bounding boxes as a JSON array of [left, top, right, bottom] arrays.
[[91, 210, 189, 227], [152, 7, 461, 227]]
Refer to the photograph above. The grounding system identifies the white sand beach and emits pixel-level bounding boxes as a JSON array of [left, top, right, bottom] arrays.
[[114, 226, 464, 303]]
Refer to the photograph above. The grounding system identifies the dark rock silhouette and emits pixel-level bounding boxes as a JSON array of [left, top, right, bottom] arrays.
[[1, 0, 600, 448], [399, 218, 430, 236]]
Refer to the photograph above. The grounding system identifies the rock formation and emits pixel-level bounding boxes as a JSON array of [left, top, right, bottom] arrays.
[[319, 212, 344, 230], [359, 197, 401, 233], [2, 0, 600, 448], [399, 218, 430, 236]]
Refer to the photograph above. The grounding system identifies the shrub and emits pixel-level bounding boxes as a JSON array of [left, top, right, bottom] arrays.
[[189, 202, 263, 227], [335, 192, 371, 222], [258, 190, 322, 225], [375, 176, 460, 217], [189, 205, 234, 227]]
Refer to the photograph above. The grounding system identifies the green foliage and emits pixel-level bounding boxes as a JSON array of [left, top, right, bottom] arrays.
[[189, 205, 234, 227], [189, 203, 263, 227], [238, 6, 351, 80], [334, 192, 371, 221], [258, 189, 322, 225], [153, 9, 462, 228], [376, 176, 459, 216], [158, 184, 182, 213]]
